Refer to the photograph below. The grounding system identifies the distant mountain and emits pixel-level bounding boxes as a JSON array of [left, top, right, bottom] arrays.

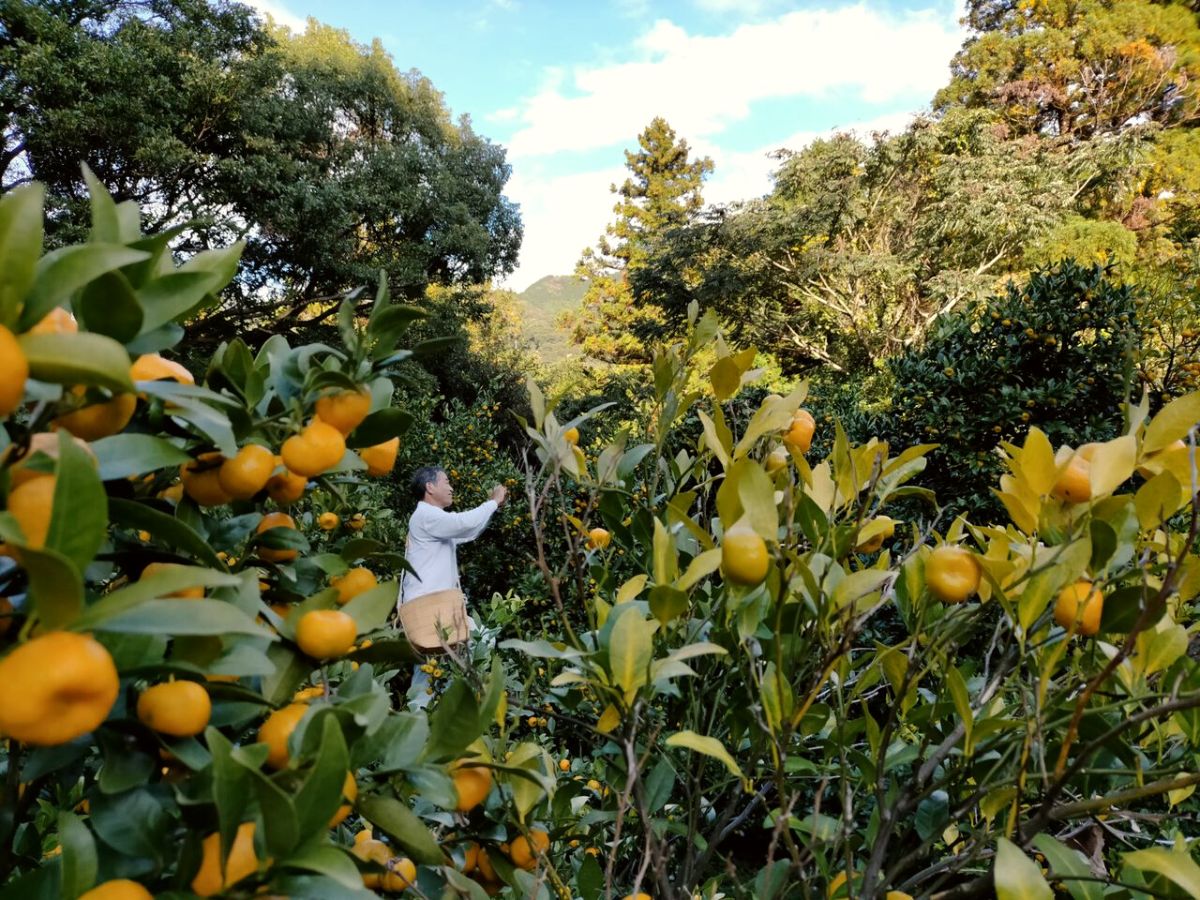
[[517, 275, 587, 363]]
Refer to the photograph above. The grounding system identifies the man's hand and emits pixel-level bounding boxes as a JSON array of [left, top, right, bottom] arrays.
[[489, 484, 508, 506]]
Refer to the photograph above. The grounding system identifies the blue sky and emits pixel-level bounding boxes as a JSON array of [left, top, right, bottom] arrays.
[[246, 1, 967, 288]]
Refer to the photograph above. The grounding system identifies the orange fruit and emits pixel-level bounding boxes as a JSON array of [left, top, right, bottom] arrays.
[[137, 680, 212, 737], [346, 512, 367, 531], [331, 567, 377, 605], [0, 632, 119, 745], [508, 829, 549, 870], [1051, 454, 1092, 504], [925, 545, 980, 604], [318, 511, 340, 531], [130, 353, 194, 385], [256, 512, 299, 563], [475, 848, 497, 882], [259, 703, 308, 769], [315, 387, 372, 435], [559, 758, 571, 772], [7, 475, 56, 548], [587, 527, 611, 550], [382, 857, 417, 892], [459, 841, 480, 874], [266, 463, 307, 505], [352, 836, 391, 888], [721, 523, 769, 586], [0, 325, 28, 418], [53, 388, 136, 441], [329, 771, 358, 827], [623, 894, 652, 900], [29, 307, 78, 336], [280, 419, 346, 477], [78, 880, 152, 900], [295, 609, 357, 660], [1054, 580, 1104, 636], [360, 437, 400, 476], [563, 426, 580, 445], [180, 453, 231, 507], [3, 432, 96, 488], [452, 762, 493, 812], [192, 821, 259, 896], [140, 561, 204, 598], [218, 444, 275, 499], [782, 409, 816, 453]]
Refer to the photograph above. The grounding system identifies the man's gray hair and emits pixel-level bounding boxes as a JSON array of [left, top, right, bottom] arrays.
[[409, 465, 446, 502]]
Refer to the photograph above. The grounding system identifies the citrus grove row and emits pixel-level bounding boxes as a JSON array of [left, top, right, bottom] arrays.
[[2, 174, 1200, 899]]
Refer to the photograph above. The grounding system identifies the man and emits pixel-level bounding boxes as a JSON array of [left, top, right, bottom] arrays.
[[399, 466, 505, 704]]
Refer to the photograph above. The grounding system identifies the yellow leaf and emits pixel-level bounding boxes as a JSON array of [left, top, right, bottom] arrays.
[[1019, 427, 1057, 496], [616, 575, 648, 604], [1143, 391, 1200, 455], [665, 730, 748, 789], [596, 704, 620, 734], [1089, 435, 1136, 497]]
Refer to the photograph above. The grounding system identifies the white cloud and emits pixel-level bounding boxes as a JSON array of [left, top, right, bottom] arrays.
[[505, 4, 963, 158], [500, 109, 921, 290], [240, 0, 307, 34]]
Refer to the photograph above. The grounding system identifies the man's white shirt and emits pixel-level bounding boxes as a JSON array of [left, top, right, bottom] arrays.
[[399, 499, 497, 604]]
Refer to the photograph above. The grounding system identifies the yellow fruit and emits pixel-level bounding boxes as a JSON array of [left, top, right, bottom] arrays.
[[218, 444, 275, 499], [721, 523, 769, 586], [259, 703, 308, 769], [180, 453, 231, 507], [331, 567, 377, 605], [130, 353, 194, 385], [140, 561, 204, 599], [281, 419, 346, 477], [137, 680, 212, 737], [563, 426, 580, 445], [508, 829, 549, 870], [329, 771, 358, 827], [623, 894, 652, 900], [765, 446, 789, 473], [0, 325, 28, 418], [346, 512, 367, 531], [29, 307, 78, 336], [855, 517, 896, 554], [53, 389, 136, 441], [318, 511, 340, 531], [3, 432, 96, 488], [295, 609, 357, 660], [452, 762, 493, 812], [192, 821, 258, 897], [886, 892, 914, 900], [382, 856, 417, 891], [1054, 580, 1104, 636], [926, 545, 981, 604], [256, 512, 299, 563], [353, 837, 391, 889], [559, 758, 571, 772], [315, 387, 372, 435], [782, 409, 816, 453], [0, 632, 119, 745], [587, 527, 611, 550], [7, 475, 56, 547], [266, 463, 307, 505], [360, 437, 400, 476], [1051, 454, 1092, 504], [460, 841, 480, 874], [293, 685, 324, 702], [78, 880, 153, 900]]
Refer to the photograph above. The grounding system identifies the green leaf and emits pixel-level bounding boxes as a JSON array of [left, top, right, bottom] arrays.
[[92, 434, 192, 480], [348, 407, 413, 448], [96, 729, 154, 794], [82, 163, 126, 242], [88, 599, 274, 638], [107, 498, 225, 568], [994, 837, 1053, 900], [207, 729, 251, 871], [79, 270, 143, 342], [137, 271, 222, 332], [1030, 833, 1104, 900], [18, 332, 134, 393], [652, 517, 677, 585], [0, 540, 83, 631], [89, 787, 167, 861], [607, 604, 657, 700], [648, 585, 688, 624], [57, 811, 97, 899], [1143, 393, 1200, 455], [246, 765, 301, 859], [178, 242, 243, 295], [831, 570, 890, 613], [665, 730, 747, 786], [19, 244, 150, 332], [342, 581, 398, 632], [696, 410, 730, 470], [0, 183, 44, 327], [281, 845, 364, 890], [501, 741, 555, 822], [292, 715, 350, 839], [47, 431, 108, 572], [75, 567, 238, 630], [1123, 846, 1200, 897], [357, 794, 446, 866], [421, 679, 482, 763]]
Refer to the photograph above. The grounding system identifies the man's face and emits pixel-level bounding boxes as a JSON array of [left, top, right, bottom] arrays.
[[425, 470, 454, 508]]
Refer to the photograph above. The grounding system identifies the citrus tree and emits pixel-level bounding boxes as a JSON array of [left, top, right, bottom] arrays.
[[500, 306, 1200, 898]]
